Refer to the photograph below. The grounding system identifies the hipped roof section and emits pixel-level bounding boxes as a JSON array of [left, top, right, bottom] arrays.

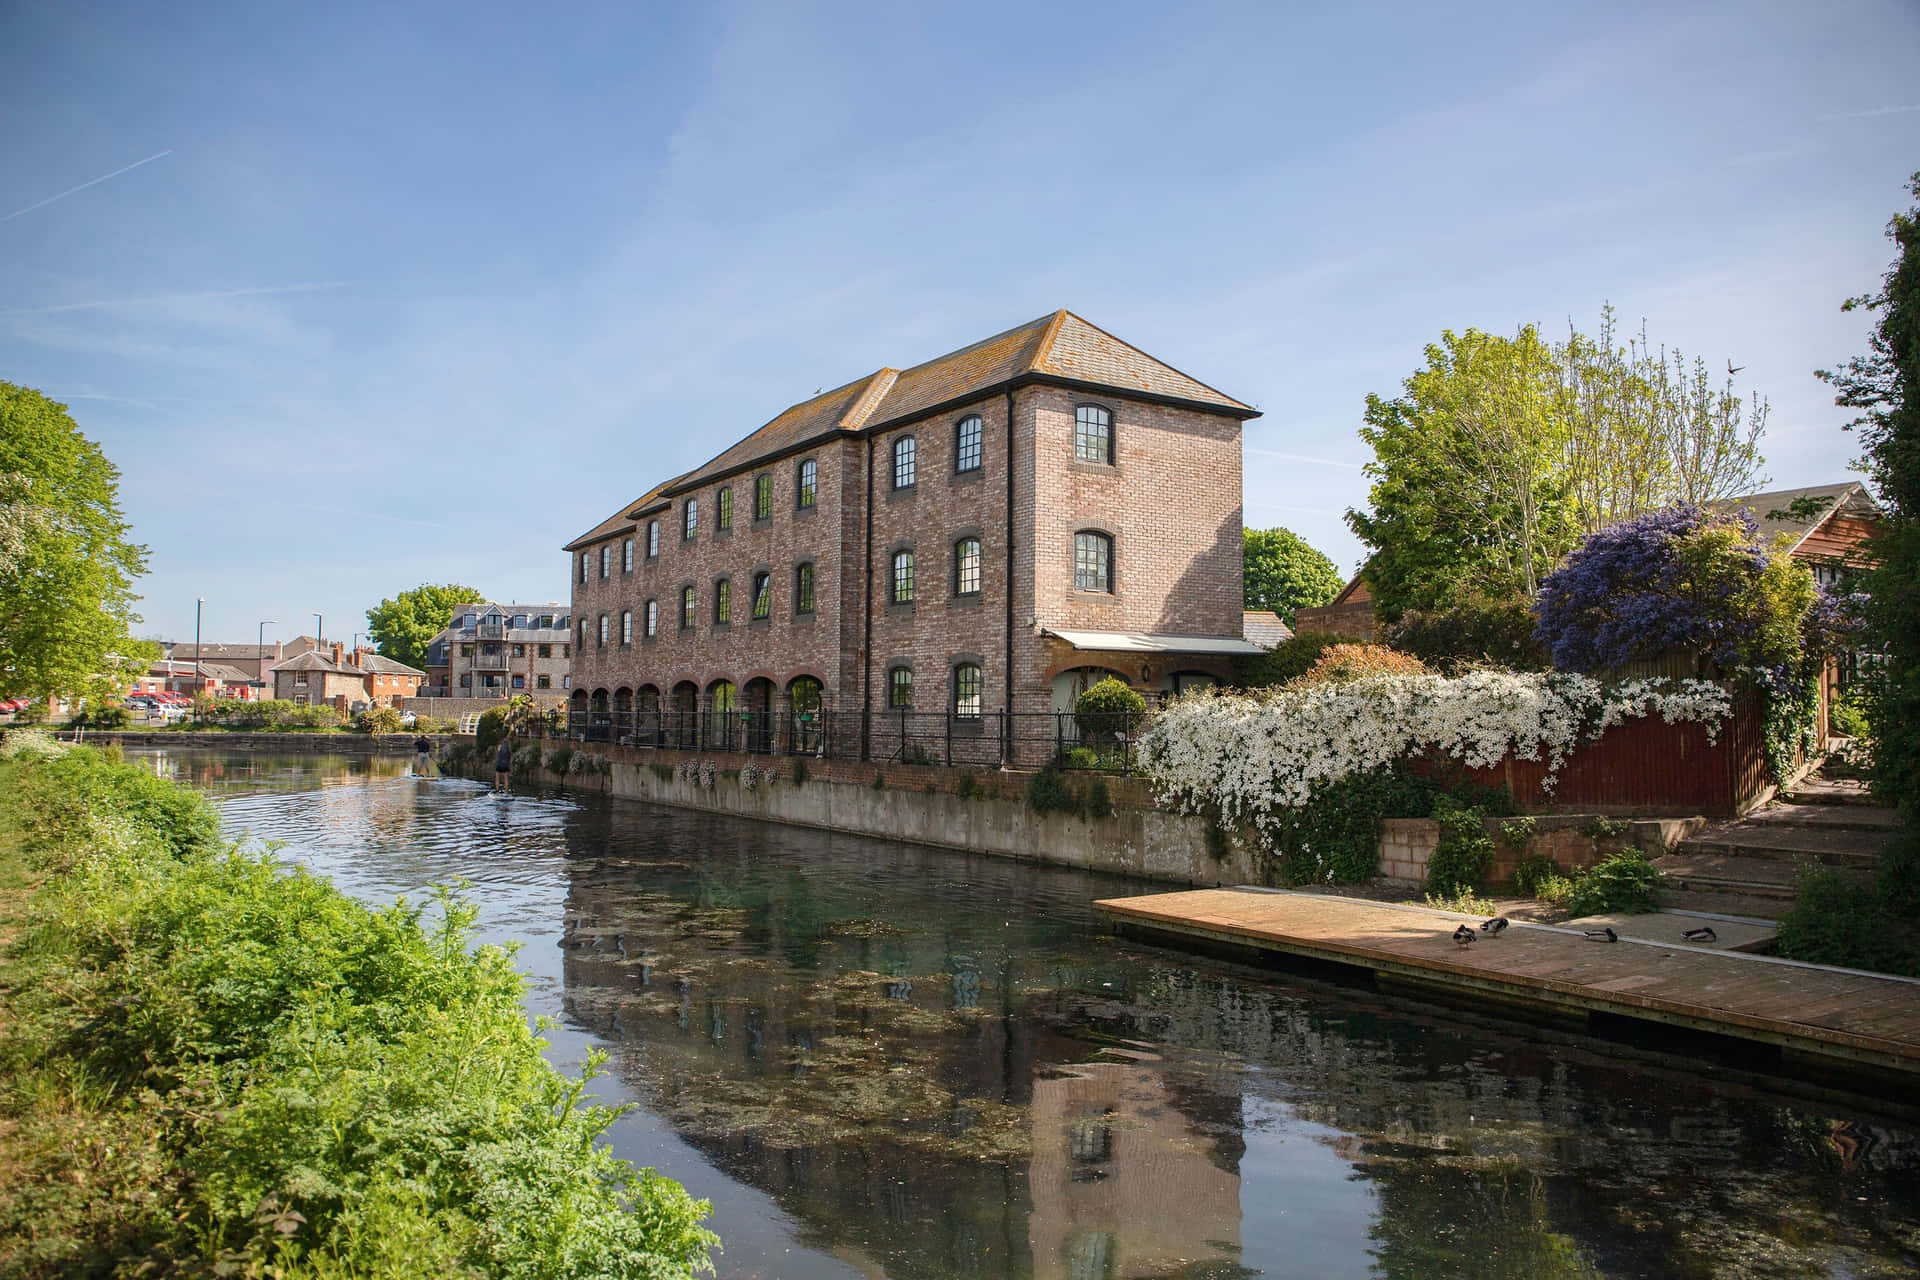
[[563, 310, 1257, 551]]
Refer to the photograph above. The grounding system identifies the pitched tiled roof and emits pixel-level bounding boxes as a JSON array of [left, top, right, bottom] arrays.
[[165, 642, 276, 661], [1710, 482, 1881, 553], [1242, 610, 1294, 650], [361, 654, 425, 676], [560, 310, 1256, 551], [271, 651, 350, 674]]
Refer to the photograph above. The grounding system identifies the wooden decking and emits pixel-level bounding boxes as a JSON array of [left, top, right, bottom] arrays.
[[1094, 888, 1920, 1079]]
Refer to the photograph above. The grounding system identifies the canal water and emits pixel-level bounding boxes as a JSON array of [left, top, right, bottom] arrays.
[[146, 749, 1918, 1279]]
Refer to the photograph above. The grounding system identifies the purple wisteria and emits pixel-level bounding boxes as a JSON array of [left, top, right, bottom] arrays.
[[1534, 503, 1778, 675]]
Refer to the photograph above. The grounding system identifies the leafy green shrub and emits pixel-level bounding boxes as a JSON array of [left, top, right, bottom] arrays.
[[1510, 853, 1560, 897], [791, 758, 809, 785], [79, 704, 133, 729], [1562, 850, 1662, 915], [1075, 677, 1146, 746], [474, 706, 510, 755], [1204, 821, 1232, 861], [410, 714, 456, 734], [954, 772, 984, 800], [545, 746, 575, 778], [1085, 777, 1115, 819], [1262, 764, 1511, 887], [0, 747, 718, 1276], [1831, 687, 1871, 739], [1497, 817, 1537, 851], [871, 772, 885, 791], [1424, 889, 1496, 915], [1425, 798, 1493, 896], [1580, 815, 1630, 841], [1778, 862, 1920, 976], [1229, 632, 1367, 690], [354, 706, 405, 734], [1383, 593, 1550, 672], [1063, 745, 1100, 769], [1026, 766, 1079, 817]]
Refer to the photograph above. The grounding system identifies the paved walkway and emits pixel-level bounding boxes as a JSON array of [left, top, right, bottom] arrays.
[[1095, 887, 1920, 1079]]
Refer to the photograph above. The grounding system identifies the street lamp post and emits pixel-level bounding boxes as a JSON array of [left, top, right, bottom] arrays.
[[193, 598, 204, 724], [258, 620, 277, 701], [313, 613, 323, 653]]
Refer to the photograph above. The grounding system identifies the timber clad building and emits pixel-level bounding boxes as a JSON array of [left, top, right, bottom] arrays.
[[563, 311, 1263, 762]]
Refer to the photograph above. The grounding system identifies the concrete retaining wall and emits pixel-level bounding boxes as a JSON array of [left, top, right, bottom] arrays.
[[497, 741, 1259, 888]]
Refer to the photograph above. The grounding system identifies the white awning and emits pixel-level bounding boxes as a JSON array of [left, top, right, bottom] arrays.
[[1042, 628, 1266, 657]]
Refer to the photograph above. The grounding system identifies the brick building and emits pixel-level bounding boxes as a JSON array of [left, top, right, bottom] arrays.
[[271, 645, 425, 712], [563, 311, 1262, 761], [424, 602, 573, 698]]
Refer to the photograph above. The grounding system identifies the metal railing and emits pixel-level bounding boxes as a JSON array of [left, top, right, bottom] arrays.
[[476, 622, 507, 640], [561, 708, 1147, 771], [471, 653, 510, 671]]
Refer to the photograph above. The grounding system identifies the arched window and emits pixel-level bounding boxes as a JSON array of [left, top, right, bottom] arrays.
[[751, 572, 771, 619], [754, 473, 773, 520], [797, 458, 817, 508], [956, 415, 982, 472], [795, 562, 816, 614], [1073, 531, 1113, 593], [620, 610, 632, 644], [708, 681, 736, 713], [647, 521, 659, 558], [953, 663, 983, 718], [622, 538, 633, 572], [717, 486, 733, 530], [888, 665, 913, 708], [579, 618, 587, 647], [892, 436, 916, 489], [683, 497, 699, 539], [789, 676, 823, 715], [597, 614, 609, 647], [954, 537, 982, 595], [644, 599, 658, 637], [891, 549, 915, 604], [1074, 404, 1112, 464], [680, 586, 696, 630], [714, 578, 731, 624], [599, 545, 611, 579]]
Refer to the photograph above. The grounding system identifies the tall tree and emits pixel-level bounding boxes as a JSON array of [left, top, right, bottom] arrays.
[[1819, 173, 1920, 822], [1349, 312, 1770, 620], [366, 583, 481, 672], [1347, 327, 1578, 618], [1243, 527, 1342, 625], [0, 383, 155, 701]]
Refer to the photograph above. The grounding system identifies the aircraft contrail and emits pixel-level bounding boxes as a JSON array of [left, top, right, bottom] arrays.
[[2, 149, 175, 222]]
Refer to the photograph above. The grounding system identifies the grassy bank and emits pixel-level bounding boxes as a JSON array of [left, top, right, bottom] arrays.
[[0, 731, 716, 1278]]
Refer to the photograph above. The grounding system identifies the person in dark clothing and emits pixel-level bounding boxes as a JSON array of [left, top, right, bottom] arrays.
[[413, 734, 433, 775], [494, 738, 513, 792]]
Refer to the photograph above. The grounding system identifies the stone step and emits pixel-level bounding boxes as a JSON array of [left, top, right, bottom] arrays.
[[1740, 802, 1899, 833], [1782, 776, 1880, 807], [1654, 851, 1802, 901], [1675, 820, 1891, 871]]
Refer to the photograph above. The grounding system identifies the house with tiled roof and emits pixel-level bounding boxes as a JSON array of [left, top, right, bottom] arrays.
[[564, 310, 1263, 762], [270, 644, 425, 712]]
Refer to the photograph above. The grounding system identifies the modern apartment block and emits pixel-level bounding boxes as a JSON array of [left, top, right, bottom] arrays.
[[426, 601, 574, 698], [563, 310, 1262, 759]]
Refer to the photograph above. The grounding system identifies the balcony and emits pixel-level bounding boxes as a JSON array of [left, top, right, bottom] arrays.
[[476, 622, 507, 641], [472, 653, 509, 671]]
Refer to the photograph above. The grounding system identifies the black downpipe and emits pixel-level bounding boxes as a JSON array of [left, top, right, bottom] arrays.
[[861, 433, 876, 760], [1003, 385, 1016, 765]]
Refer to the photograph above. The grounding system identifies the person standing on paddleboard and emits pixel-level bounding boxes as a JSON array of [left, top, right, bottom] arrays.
[[413, 733, 433, 776], [494, 737, 512, 793]]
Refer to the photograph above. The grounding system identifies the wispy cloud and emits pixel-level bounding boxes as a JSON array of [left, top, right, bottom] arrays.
[[1245, 447, 1364, 470], [1820, 104, 1920, 120], [2, 149, 174, 222], [1, 283, 346, 317]]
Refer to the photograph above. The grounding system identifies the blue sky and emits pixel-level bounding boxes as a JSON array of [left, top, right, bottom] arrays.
[[3, 1, 1917, 645]]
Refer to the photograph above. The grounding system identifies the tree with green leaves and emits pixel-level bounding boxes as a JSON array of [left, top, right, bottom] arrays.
[[1243, 527, 1342, 624], [1819, 173, 1920, 824], [1348, 312, 1770, 620], [0, 382, 156, 703], [366, 583, 481, 672]]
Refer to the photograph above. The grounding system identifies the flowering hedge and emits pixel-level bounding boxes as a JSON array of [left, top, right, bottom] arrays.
[[1139, 671, 1733, 837]]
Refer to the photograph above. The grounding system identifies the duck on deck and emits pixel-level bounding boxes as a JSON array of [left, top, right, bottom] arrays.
[[1094, 887, 1920, 1084]]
